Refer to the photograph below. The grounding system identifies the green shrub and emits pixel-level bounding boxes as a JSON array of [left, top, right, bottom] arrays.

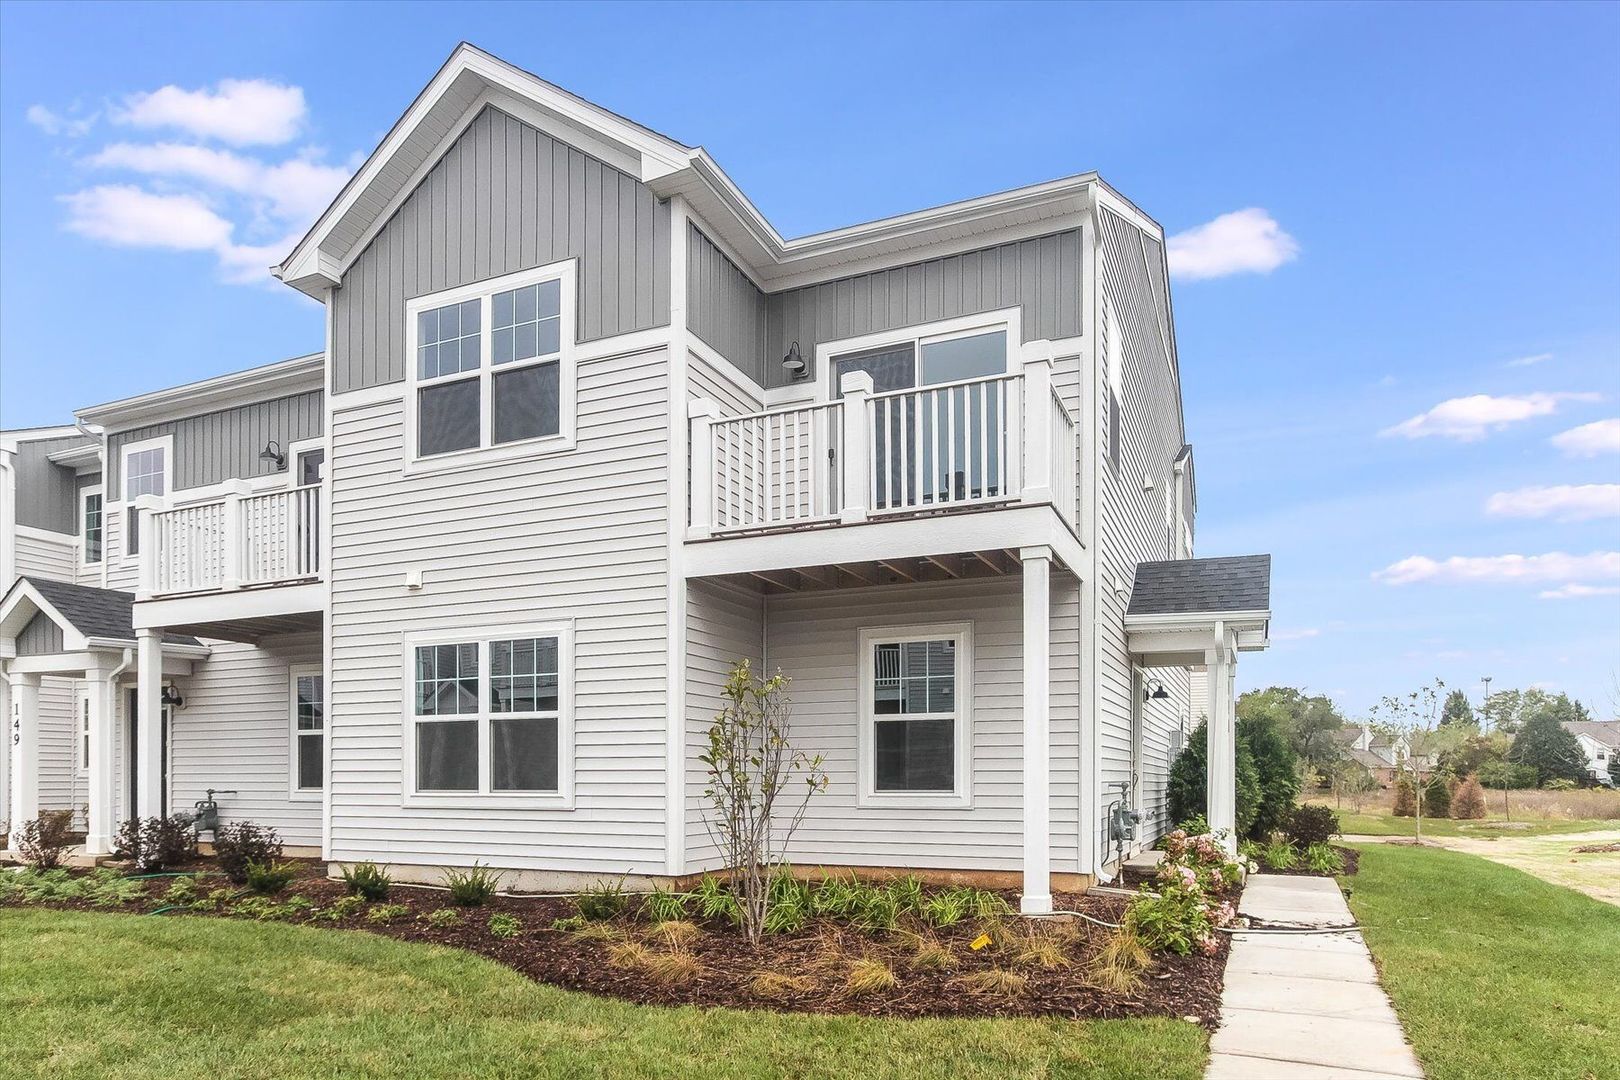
[[1423, 777, 1453, 818], [114, 815, 198, 872], [809, 874, 864, 919], [1176, 813, 1210, 836], [886, 874, 925, 914], [15, 811, 75, 869], [1261, 837, 1298, 871], [244, 860, 298, 895], [1303, 843, 1345, 874], [854, 888, 900, 934], [1126, 884, 1213, 955], [1168, 722, 1266, 839], [322, 895, 365, 921], [84, 868, 147, 907], [575, 879, 628, 921], [191, 887, 235, 912], [11, 867, 87, 903], [423, 907, 462, 928], [161, 876, 202, 906], [488, 913, 522, 938], [921, 890, 969, 928], [212, 822, 283, 885], [692, 876, 741, 923], [1239, 713, 1302, 839], [1541, 777, 1578, 791], [1285, 805, 1340, 849], [341, 861, 392, 901], [550, 914, 587, 932], [442, 863, 503, 907], [763, 872, 810, 934], [1392, 776, 1418, 817], [365, 903, 409, 923], [640, 886, 688, 922]]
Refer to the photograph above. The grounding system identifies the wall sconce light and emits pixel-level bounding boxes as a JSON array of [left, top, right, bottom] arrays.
[[782, 341, 807, 380], [160, 684, 185, 709], [1143, 681, 1170, 702], [259, 440, 286, 470]]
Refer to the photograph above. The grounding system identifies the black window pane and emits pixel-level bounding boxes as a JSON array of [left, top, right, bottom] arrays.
[[874, 718, 954, 792], [833, 344, 916, 396], [418, 720, 478, 791], [493, 363, 559, 444], [419, 379, 480, 456], [920, 330, 1007, 385], [298, 733, 323, 790], [492, 717, 558, 791]]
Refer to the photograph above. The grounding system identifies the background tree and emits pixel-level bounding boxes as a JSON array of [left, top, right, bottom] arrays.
[[1238, 712, 1301, 838], [1329, 760, 1379, 812], [1437, 730, 1511, 777], [1237, 686, 1347, 775], [1370, 679, 1466, 843], [1422, 775, 1452, 819], [1440, 689, 1476, 728], [1392, 776, 1417, 817], [700, 661, 828, 946], [1508, 704, 1590, 787], [1167, 719, 1274, 840]]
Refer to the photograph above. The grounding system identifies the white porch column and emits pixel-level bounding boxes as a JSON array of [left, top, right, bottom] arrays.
[[838, 371, 873, 524], [7, 672, 41, 850], [135, 629, 165, 818], [687, 399, 720, 538], [1020, 345, 1055, 504], [1205, 620, 1236, 852], [84, 660, 119, 854], [1020, 545, 1053, 914]]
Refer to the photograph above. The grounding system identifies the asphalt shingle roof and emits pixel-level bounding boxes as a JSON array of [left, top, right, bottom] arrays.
[[1126, 554, 1272, 617], [1563, 721, 1620, 750], [14, 576, 200, 648]]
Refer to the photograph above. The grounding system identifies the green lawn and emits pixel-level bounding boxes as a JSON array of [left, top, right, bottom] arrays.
[[1333, 811, 1615, 838], [0, 907, 1207, 1080], [1345, 844, 1620, 1080]]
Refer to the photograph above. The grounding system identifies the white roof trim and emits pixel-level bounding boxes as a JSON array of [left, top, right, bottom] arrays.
[[76, 353, 324, 431], [0, 425, 81, 453], [0, 579, 88, 653]]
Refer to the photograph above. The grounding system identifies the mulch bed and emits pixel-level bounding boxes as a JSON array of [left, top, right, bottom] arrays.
[[4, 860, 1231, 1026], [1254, 845, 1361, 878]]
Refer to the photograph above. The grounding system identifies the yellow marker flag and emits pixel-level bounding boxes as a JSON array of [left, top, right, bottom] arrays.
[[969, 932, 992, 951]]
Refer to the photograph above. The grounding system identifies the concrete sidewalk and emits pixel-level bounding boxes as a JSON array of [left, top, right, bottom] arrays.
[[1207, 875, 1424, 1080]]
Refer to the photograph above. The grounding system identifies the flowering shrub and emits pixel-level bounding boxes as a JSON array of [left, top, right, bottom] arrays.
[[1127, 828, 1246, 955]]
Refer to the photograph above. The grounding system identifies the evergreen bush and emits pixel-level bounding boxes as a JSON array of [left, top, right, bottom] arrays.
[[1452, 774, 1487, 819], [1392, 776, 1417, 817], [1423, 776, 1453, 819]]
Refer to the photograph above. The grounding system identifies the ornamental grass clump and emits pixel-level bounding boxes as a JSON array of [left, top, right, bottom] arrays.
[[574, 879, 628, 921], [749, 970, 815, 1000], [1303, 843, 1345, 875], [443, 863, 503, 907], [1088, 924, 1149, 996], [954, 968, 1028, 997], [341, 861, 392, 901], [640, 886, 688, 922], [842, 957, 897, 995], [1261, 836, 1298, 872]]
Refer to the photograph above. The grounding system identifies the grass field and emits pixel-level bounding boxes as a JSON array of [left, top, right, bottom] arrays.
[[1329, 811, 1616, 838], [0, 907, 1208, 1080], [1345, 844, 1620, 1080]]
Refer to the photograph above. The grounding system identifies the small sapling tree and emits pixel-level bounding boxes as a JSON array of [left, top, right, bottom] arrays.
[[700, 660, 828, 946], [1371, 679, 1465, 844]]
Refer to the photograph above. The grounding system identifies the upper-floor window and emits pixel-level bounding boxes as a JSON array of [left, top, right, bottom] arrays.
[[119, 436, 170, 557], [406, 262, 576, 467], [80, 486, 103, 565]]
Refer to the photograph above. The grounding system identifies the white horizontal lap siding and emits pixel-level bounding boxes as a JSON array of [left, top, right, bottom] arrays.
[[35, 677, 80, 822], [1097, 210, 1190, 852], [169, 635, 322, 847], [761, 578, 1080, 874], [13, 530, 76, 583], [326, 347, 670, 873], [684, 578, 764, 871]]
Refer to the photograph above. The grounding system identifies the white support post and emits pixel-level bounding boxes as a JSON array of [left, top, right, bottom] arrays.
[[84, 661, 118, 855], [220, 479, 251, 590], [1021, 344, 1055, 504], [687, 399, 720, 539], [839, 371, 874, 524], [7, 673, 41, 852], [134, 493, 164, 598], [1020, 545, 1054, 914], [1205, 620, 1236, 852], [135, 629, 165, 818]]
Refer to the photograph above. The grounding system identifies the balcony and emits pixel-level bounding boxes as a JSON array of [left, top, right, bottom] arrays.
[[132, 483, 323, 640], [685, 350, 1082, 588]]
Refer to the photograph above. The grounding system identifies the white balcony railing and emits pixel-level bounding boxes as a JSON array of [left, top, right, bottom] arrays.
[[689, 349, 1078, 539], [140, 483, 322, 598]]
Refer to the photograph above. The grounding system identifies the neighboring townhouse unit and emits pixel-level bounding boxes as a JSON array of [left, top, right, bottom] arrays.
[[1564, 721, 1620, 786], [2, 43, 1270, 911]]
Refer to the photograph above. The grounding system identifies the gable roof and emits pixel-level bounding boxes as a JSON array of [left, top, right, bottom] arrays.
[[1, 576, 199, 650], [277, 42, 1158, 298], [1127, 555, 1271, 617], [1564, 720, 1620, 749]]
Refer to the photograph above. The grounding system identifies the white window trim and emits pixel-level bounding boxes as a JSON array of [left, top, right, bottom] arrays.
[[80, 484, 104, 567], [285, 436, 327, 489], [76, 686, 91, 775], [115, 434, 173, 564], [289, 664, 324, 802], [404, 260, 579, 475], [813, 307, 1023, 403], [856, 621, 974, 810], [400, 622, 576, 810]]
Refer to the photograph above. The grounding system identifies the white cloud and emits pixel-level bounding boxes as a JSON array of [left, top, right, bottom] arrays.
[[1381, 392, 1601, 441], [115, 78, 306, 146], [26, 104, 95, 137], [1538, 583, 1620, 601], [1166, 208, 1299, 281], [1505, 352, 1553, 368], [1271, 627, 1321, 642], [89, 142, 350, 222], [1552, 418, 1620, 458], [1485, 484, 1620, 522], [60, 186, 232, 251], [1374, 551, 1620, 586], [216, 231, 305, 285]]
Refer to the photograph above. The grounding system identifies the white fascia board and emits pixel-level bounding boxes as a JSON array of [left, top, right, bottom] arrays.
[[0, 425, 81, 452], [1125, 610, 1272, 656], [46, 443, 101, 470], [0, 580, 89, 652], [131, 581, 324, 630], [77, 354, 325, 432]]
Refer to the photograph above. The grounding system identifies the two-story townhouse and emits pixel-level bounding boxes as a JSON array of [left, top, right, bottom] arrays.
[[2, 43, 1270, 911], [2, 357, 328, 854]]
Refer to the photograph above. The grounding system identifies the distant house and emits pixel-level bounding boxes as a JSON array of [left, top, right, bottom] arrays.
[[1563, 721, 1620, 786], [1331, 725, 1427, 785]]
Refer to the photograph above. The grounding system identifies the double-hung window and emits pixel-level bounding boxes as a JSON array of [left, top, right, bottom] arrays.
[[858, 623, 972, 808], [407, 262, 576, 466], [119, 436, 170, 557], [81, 486, 103, 565], [405, 625, 573, 806], [290, 667, 325, 797]]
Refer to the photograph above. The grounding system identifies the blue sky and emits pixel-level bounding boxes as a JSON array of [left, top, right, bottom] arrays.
[[2, 1, 1616, 718]]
